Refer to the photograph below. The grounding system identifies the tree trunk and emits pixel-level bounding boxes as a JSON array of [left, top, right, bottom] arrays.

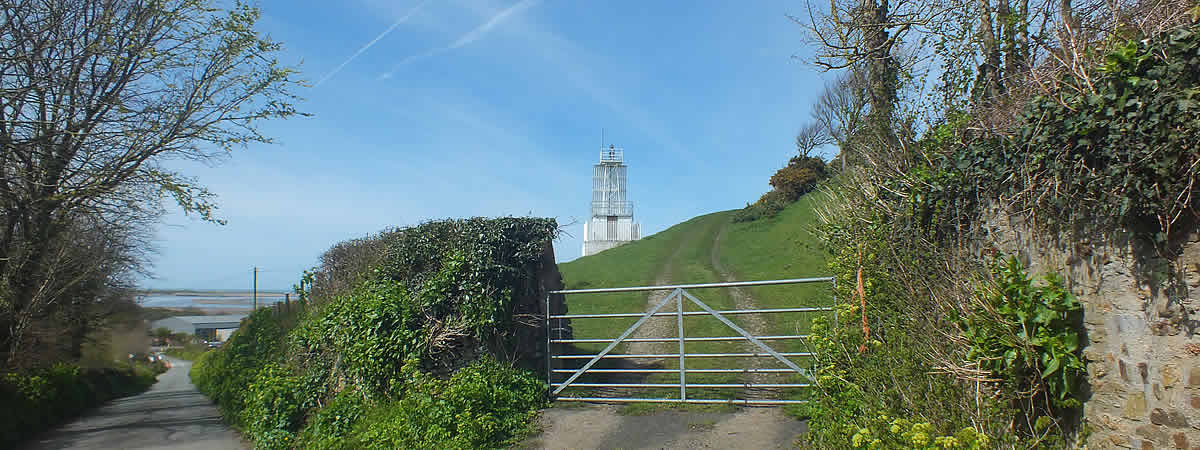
[[861, 0, 899, 146]]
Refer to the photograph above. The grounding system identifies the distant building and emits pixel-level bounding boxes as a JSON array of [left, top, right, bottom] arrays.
[[582, 145, 641, 256], [150, 314, 246, 342]]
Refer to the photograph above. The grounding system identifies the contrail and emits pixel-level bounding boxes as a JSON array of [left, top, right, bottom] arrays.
[[448, 0, 538, 49], [378, 0, 539, 80], [315, 0, 430, 87]]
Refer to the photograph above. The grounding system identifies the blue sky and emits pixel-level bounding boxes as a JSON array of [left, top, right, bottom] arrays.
[[146, 0, 832, 290]]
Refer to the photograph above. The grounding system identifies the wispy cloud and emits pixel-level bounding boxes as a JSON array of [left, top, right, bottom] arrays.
[[315, 0, 430, 87], [379, 0, 540, 79]]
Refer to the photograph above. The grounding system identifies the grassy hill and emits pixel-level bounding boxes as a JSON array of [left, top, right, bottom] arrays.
[[554, 193, 834, 405]]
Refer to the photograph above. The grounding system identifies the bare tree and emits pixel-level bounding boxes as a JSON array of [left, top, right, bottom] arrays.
[[795, 122, 834, 159], [0, 0, 304, 368], [795, 0, 932, 140], [810, 70, 869, 169]]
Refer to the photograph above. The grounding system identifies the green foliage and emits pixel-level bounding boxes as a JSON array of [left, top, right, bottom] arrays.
[[771, 156, 829, 200], [962, 258, 1085, 417], [289, 278, 414, 393], [935, 24, 1200, 246], [295, 388, 368, 450], [192, 308, 287, 425], [0, 363, 158, 447], [805, 10, 1198, 450], [163, 342, 210, 361], [848, 415, 992, 449], [800, 213, 1010, 447], [738, 156, 830, 223], [375, 217, 559, 372], [347, 358, 546, 450], [192, 217, 557, 449], [241, 363, 315, 450], [734, 189, 792, 222]]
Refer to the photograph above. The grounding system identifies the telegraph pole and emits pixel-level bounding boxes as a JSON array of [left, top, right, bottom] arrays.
[[252, 266, 258, 310]]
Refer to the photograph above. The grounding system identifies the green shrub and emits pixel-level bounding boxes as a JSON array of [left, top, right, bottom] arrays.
[[738, 156, 830, 223], [192, 308, 287, 425], [733, 189, 791, 222], [289, 278, 413, 393], [194, 217, 558, 449], [347, 358, 546, 450], [241, 363, 314, 449], [296, 388, 369, 450], [770, 156, 827, 201], [164, 343, 210, 361], [847, 416, 991, 449]]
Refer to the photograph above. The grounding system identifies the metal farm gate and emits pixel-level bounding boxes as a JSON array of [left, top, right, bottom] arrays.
[[545, 278, 833, 405]]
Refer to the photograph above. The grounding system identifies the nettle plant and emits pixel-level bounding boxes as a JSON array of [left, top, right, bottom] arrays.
[[962, 257, 1085, 428]]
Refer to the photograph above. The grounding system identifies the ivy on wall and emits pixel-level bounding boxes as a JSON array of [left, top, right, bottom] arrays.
[[947, 24, 1200, 246]]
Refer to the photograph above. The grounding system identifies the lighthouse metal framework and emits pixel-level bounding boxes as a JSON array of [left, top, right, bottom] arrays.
[[582, 146, 641, 256]]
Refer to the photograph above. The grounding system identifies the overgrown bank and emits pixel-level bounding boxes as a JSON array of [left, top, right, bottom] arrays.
[[192, 217, 561, 449], [799, 19, 1200, 449]]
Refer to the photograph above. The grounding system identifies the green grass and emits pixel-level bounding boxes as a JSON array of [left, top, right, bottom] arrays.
[[554, 193, 833, 411], [164, 343, 211, 361], [719, 193, 836, 343]]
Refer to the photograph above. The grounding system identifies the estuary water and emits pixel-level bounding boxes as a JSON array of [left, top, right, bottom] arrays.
[[138, 292, 288, 309]]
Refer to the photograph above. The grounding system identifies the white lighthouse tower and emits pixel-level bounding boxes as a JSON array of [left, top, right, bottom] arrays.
[[582, 145, 641, 256]]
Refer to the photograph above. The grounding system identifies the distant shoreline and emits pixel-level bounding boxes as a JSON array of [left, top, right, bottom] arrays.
[[139, 289, 289, 297], [142, 306, 254, 316]]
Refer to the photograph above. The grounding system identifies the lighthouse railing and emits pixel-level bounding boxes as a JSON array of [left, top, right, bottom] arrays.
[[590, 201, 634, 217]]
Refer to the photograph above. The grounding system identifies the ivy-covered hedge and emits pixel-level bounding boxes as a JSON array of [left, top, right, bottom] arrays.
[[193, 217, 558, 449], [0, 362, 163, 447], [915, 24, 1200, 247]]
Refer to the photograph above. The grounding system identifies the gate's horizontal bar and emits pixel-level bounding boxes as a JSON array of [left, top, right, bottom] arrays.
[[552, 383, 812, 388], [555, 397, 808, 405], [552, 335, 808, 344], [552, 352, 813, 359], [552, 368, 797, 374], [552, 307, 831, 319], [550, 277, 833, 294]]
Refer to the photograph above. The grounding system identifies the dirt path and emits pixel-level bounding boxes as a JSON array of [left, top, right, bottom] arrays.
[[585, 224, 692, 399], [524, 405, 804, 450], [623, 243, 685, 362], [24, 357, 246, 450], [528, 217, 806, 449], [709, 221, 777, 398]]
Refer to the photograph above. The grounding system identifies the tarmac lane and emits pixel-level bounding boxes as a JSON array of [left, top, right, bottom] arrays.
[[25, 357, 246, 450]]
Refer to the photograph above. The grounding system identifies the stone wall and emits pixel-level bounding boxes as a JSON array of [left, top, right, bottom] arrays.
[[980, 208, 1200, 449]]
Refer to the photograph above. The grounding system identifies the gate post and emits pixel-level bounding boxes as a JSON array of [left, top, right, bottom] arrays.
[[677, 290, 686, 401], [545, 293, 553, 390]]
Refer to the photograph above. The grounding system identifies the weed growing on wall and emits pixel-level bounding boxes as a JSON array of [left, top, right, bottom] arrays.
[[960, 257, 1084, 442]]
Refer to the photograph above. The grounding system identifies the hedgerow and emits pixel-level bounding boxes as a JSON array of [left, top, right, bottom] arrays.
[[192, 306, 291, 425], [192, 217, 558, 449]]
